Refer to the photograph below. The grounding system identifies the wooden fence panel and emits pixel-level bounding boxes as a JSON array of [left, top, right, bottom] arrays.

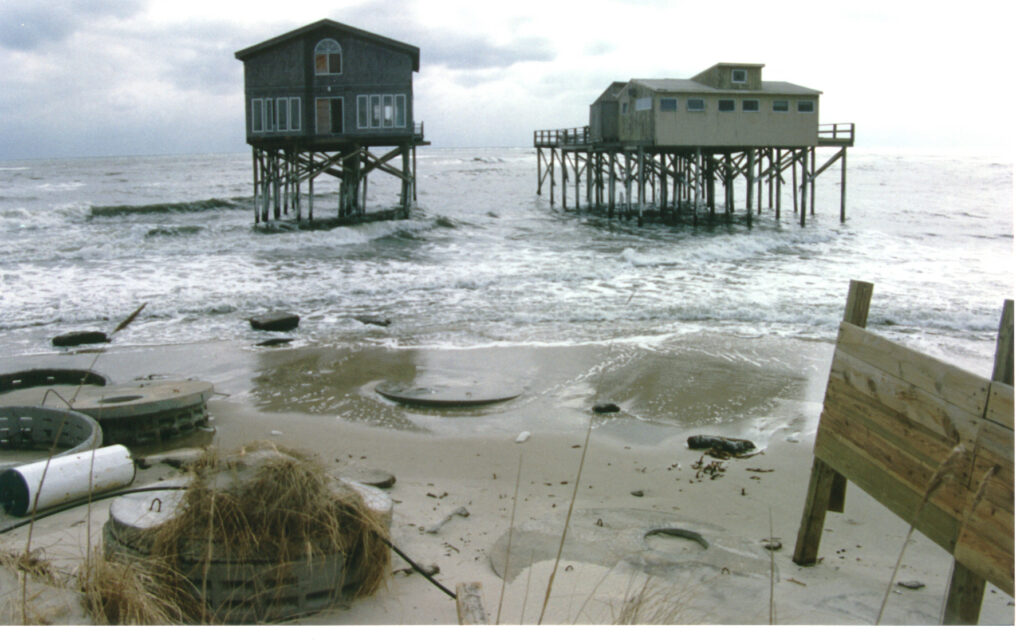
[[794, 284, 1014, 623], [835, 322, 991, 416]]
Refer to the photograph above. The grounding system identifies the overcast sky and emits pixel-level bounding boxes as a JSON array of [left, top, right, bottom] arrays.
[[0, 0, 1017, 159]]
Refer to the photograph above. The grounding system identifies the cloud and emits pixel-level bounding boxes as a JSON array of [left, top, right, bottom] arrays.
[[419, 33, 556, 71], [584, 41, 616, 56], [142, 20, 257, 95], [315, 0, 557, 72], [0, 0, 143, 51]]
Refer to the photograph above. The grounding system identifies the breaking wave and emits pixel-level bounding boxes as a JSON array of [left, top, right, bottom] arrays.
[[90, 196, 250, 217]]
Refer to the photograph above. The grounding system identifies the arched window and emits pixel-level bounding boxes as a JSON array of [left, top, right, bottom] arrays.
[[314, 39, 342, 75]]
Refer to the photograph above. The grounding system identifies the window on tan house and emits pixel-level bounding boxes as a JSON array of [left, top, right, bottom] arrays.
[[314, 39, 342, 75], [718, 99, 735, 112], [797, 100, 815, 113], [686, 98, 705, 112], [731, 69, 747, 84], [742, 99, 759, 112], [772, 100, 789, 112]]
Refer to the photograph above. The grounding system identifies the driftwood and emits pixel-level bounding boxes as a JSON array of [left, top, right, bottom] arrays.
[[426, 506, 469, 534], [456, 582, 487, 624]]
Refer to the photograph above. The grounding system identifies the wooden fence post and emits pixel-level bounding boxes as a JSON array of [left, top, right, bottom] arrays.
[[942, 299, 1013, 625], [793, 280, 873, 565]]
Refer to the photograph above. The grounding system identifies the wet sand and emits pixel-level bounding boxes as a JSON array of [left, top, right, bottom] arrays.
[[0, 335, 1015, 625]]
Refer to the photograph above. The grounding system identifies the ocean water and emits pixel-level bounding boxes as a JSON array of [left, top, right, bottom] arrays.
[[0, 146, 1014, 379]]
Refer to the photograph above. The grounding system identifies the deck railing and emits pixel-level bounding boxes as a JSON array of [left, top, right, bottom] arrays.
[[534, 126, 590, 147], [818, 122, 855, 145]]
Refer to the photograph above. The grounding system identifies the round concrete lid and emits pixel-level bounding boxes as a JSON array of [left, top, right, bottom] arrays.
[[375, 382, 521, 407]]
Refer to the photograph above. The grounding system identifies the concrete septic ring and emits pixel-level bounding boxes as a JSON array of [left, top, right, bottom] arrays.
[[0, 369, 109, 393], [0, 380, 215, 446], [77, 380, 215, 445], [103, 475, 393, 623], [0, 406, 103, 469]]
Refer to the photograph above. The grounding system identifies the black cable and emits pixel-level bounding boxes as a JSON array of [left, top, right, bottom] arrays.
[[2, 483, 459, 601], [378, 534, 457, 600]]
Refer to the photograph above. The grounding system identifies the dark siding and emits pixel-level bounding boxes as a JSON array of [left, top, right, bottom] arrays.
[[242, 25, 416, 144]]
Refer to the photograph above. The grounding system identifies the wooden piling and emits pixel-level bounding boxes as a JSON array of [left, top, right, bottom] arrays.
[[549, 147, 556, 206], [746, 149, 754, 228], [840, 147, 847, 223], [775, 149, 782, 220], [252, 148, 260, 225], [810, 147, 817, 216], [942, 298, 1014, 624], [800, 148, 808, 227], [307, 156, 314, 221]]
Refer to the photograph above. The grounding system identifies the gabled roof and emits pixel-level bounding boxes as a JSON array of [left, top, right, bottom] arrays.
[[592, 81, 627, 104], [698, 62, 764, 72], [633, 78, 820, 95], [235, 18, 420, 71]]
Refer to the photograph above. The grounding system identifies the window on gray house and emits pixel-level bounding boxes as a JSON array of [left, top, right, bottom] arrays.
[[732, 69, 747, 83], [252, 99, 263, 132], [686, 98, 705, 112], [290, 97, 301, 130], [370, 95, 381, 127], [315, 39, 342, 75], [357, 96, 368, 129], [742, 99, 759, 112], [718, 99, 735, 112], [797, 100, 815, 113], [772, 100, 789, 112], [395, 95, 407, 128], [277, 97, 288, 131], [383, 95, 394, 127]]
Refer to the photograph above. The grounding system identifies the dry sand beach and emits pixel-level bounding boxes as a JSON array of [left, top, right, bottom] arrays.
[[0, 332, 1015, 626]]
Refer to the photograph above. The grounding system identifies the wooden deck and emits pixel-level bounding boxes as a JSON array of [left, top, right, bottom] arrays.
[[534, 123, 855, 150]]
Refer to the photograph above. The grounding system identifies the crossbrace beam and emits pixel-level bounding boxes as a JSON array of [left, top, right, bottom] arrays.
[[251, 143, 417, 224], [534, 144, 849, 227]]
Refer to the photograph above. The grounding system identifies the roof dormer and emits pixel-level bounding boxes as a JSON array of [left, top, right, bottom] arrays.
[[693, 63, 764, 90]]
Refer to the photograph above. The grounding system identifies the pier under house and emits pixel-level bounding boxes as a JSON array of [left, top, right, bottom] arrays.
[[533, 124, 854, 228]]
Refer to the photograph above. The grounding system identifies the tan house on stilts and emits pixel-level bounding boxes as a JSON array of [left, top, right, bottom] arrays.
[[539, 63, 854, 227], [606, 63, 821, 148]]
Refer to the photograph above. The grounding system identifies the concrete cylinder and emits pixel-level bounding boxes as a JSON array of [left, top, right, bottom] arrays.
[[0, 445, 135, 516]]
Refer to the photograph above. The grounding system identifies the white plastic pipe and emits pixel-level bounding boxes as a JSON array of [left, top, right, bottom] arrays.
[[0, 445, 136, 517]]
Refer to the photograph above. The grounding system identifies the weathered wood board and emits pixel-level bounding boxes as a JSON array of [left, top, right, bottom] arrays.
[[808, 321, 1014, 597]]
